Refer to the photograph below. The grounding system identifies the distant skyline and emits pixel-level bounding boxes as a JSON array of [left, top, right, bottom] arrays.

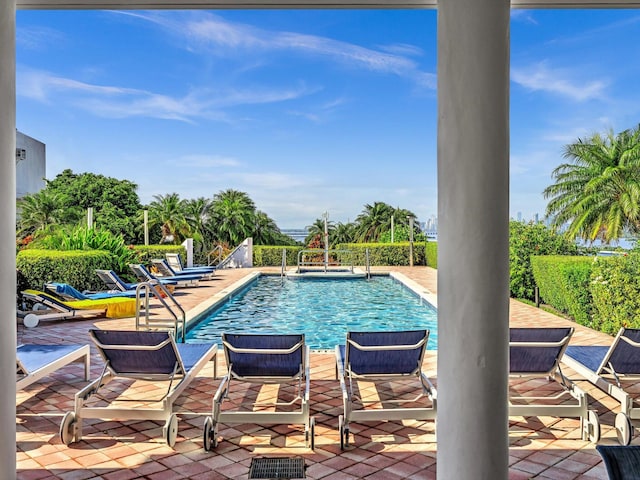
[[15, 10, 640, 228]]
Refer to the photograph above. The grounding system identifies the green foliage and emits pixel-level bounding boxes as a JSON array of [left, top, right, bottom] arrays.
[[132, 245, 187, 266], [509, 221, 578, 300], [17, 249, 115, 292], [336, 242, 426, 266], [30, 226, 138, 273], [590, 253, 640, 334], [44, 169, 143, 243], [425, 242, 437, 268], [253, 246, 305, 267], [531, 256, 593, 325]]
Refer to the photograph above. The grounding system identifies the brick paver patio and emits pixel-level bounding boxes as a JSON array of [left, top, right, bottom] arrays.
[[16, 267, 624, 479]]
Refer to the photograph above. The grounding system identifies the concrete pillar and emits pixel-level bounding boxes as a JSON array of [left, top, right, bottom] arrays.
[[437, 0, 510, 479], [0, 1, 17, 479]]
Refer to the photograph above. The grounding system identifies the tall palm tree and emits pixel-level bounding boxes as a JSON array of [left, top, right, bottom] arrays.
[[331, 222, 356, 247], [544, 125, 640, 243], [17, 190, 66, 235], [184, 197, 213, 243], [354, 202, 395, 242], [146, 193, 189, 244], [211, 189, 256, 246]]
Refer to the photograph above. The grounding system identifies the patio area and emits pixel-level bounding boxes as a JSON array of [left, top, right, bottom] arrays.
[[16, 266, 622, 479]]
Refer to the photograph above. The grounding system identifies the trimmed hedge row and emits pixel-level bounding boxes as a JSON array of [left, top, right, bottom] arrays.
[[531, 256, 593, 325], [132, 245, 187, 265], [532, 253, 640, 335], [253, 243, 430, 267], [17, 249, 116, 292]]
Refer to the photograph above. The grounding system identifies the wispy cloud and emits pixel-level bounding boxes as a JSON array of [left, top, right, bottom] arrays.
[[511, 61, 607, 101], [17, 66, 314, 122], [16, 25, 65, 50], [510, 10, 538, 25], [115, 11, 436, 89]]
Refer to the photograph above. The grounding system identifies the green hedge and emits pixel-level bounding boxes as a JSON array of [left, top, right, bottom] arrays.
[[590, 253, 640, 334], [17, 249, 116, 292], [425, 242, 437, 268], [253, 243, 429, 267], [531, 255, 593, 325], [253, 246, 305, 267]]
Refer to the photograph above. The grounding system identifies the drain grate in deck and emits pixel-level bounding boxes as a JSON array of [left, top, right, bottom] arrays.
[[248, 456, 306, 479]]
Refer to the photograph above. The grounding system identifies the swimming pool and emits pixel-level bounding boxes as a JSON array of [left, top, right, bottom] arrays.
[[185, 275, 438, 350]]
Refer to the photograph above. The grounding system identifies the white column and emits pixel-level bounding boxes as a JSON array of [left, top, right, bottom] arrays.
[[437, 0, 510, 479], [1, 1, 17, 479]]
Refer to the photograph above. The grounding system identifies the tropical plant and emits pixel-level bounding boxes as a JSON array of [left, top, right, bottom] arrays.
[[146, 193, 190, 244], [305, 217, 335, 247], [17, 190, 66, 236], [30, 225, 138, 272], [544, 125, 640, 243], [253, 210, 281, 245], [331, 222, 357, 246], [210, 189, 257, 246]]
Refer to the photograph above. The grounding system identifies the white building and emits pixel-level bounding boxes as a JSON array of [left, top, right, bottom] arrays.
[[16, 130, 45, 199]]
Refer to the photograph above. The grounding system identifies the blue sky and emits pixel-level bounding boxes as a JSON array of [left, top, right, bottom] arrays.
[[15, 9, 640, 229]]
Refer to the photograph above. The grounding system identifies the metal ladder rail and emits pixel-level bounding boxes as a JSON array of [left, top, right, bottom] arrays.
[[281, 248, 287, 278], [134, 281, 187, 342], [207, 245, 223, 267]]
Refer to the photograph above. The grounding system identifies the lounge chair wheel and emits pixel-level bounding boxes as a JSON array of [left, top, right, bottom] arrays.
[[616, 412, 634, 446], [59, 411, 77, 445], [33, 302, 46, 311], [306, 417, 315, 450], [165, 414, 178, 447], [587, 410, 601, 443], [23, 313, 39, 328], [203, 416, 218, 451]]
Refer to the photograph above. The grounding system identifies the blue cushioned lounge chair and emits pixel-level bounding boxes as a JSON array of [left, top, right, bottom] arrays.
[[509, 327, 599, 442], [60, 330, 217, 447], [20, 290, 108, 328], [203, 333, 314, 451], [335, 330, 436, 449], [45, 282, 139, 300], [562, 327, 640, 445], [166, 252, 215, 275], [130, 263, 200, 288], [95, 269, 177, 293], [17, 344, 90, 390], [151, 258, 214, 281], [597, 445, 640, 479]]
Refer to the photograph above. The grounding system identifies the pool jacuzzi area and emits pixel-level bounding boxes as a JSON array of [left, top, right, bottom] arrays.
[[184, 273, 438, 350]]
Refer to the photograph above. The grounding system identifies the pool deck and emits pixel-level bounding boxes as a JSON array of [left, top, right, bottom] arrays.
[[16, 266, 622, 479]]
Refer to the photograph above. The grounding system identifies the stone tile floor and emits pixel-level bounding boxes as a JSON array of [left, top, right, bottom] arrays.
[[16, 267, 627, 479]]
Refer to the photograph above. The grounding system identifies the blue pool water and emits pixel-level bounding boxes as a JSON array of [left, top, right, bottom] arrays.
[[185, 275, 438, 350]]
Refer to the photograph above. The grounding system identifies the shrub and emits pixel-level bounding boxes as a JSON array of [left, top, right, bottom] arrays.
[[335, 243, 426, 266], [531, 255, 593, 325], [17, 249, 115, 292], [253, 246, 305, 267], [425, 242, 437, 268], [132, 245, 187, 266], [509, 221, 578, 301], [590, 253, 640, 334]]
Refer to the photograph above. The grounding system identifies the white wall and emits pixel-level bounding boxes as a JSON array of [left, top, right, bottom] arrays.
[[16, 130, 45, 198]]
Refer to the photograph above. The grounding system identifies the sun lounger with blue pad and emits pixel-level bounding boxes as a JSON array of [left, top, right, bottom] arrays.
[[20, 289, 136, 328], [203, 333, 314, 450], [509, 327, 600, 442], [95, 269, 161, 293], [596, 444, 640, 479], [130, 263, 200, 288], [166, 252, 215, 275], [151, 258, 213, 281], [17, 344, 90, 390], [60, 329, 217, 447], [335, 329, 436, 449], [45, 282, 139, 300], [562, 327, 640, 445]]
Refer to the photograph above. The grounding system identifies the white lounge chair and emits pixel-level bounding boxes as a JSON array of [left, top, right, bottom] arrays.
[[335, 330, 436, 449], [17, 344, 90, 390], [60, 329, 217, 447], [203, 333, 314, 451]]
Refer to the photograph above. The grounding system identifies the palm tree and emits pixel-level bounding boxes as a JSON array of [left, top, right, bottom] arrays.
[[17, 190, 66, 235], [354, 202, 395, 242], [146, 193, 189, 244], [331, 222, 356, 247], [211, 189, 256, 246], [544, 125, 640, 243], [305, 217, 335, 247], [184, 197, 213, 242], [253, 210, 280, 245]]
